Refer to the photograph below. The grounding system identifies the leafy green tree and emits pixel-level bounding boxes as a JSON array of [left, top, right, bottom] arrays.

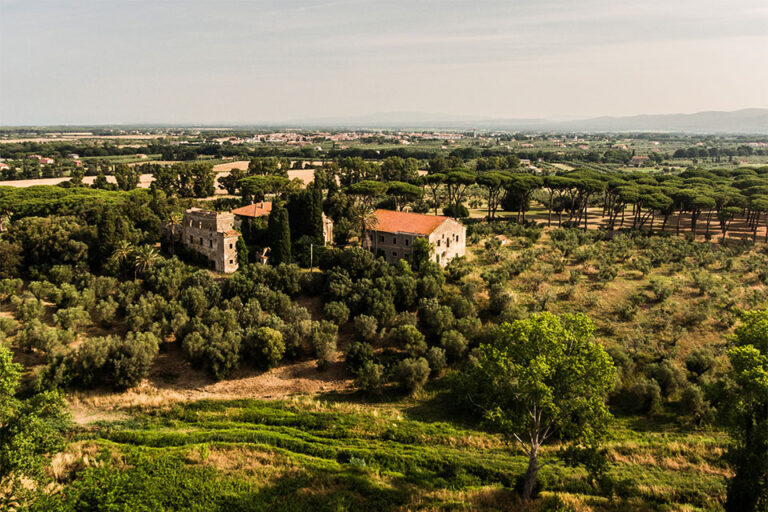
[[477, 171, 513, 220], [386, 181, 423, 211], [391, 324, 427, 356], [243, 327, 285, 370], [396, 357, 430, 394], [114, 163, 141, 191], [0, 345, 70, 502], [411, 237, 433, 270], [719, 310, 768, 512], [311, 320, 338, 370], [458, 312, 615, 500]]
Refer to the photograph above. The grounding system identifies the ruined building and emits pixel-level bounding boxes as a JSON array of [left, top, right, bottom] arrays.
[[180, 208, 240, 273]]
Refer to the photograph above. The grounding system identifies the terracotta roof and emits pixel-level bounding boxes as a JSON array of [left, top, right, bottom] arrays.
[[231, 201, 272, 218], [372, 209, 450, 236]]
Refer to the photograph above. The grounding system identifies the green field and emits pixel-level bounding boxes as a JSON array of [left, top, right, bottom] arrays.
[[39, 394, 728, 512]]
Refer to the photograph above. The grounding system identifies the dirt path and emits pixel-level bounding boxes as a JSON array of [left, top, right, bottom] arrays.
[[67, 344, 352, 421]]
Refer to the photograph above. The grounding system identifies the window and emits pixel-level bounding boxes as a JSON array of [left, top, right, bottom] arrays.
[[379, 235, 384, 242], [393, 237, 397, 244], [229, 259, 234, 264], [209, 240, 213, 248], [437, 240, 441, 247], [405, 239, 409, 246], [392, 251, 397, 257], [229, 244, 233, 249]]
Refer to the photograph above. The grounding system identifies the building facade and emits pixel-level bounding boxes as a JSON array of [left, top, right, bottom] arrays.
[[181, 208, 240, 273], [364, 209, 466, 266]]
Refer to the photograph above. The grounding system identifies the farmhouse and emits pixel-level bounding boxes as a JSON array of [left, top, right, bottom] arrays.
[[179, 208, 240, 273], [363, 209, 466, 266]]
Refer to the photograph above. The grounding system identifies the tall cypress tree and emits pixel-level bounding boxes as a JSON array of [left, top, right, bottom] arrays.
[[267, 203, 291, 265], [309, 183, 325, 243]]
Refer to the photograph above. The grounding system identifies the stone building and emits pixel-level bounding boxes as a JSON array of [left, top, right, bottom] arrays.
[[181, 208, 240, 273], [363, 209, 466, 266]]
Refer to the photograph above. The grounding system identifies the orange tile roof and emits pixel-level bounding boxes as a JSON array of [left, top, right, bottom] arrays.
[[372, 209, 450, 236], [231, 201, 272, 218]]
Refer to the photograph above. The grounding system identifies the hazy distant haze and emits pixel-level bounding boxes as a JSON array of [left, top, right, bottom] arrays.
[[1, 0, 767, 125]]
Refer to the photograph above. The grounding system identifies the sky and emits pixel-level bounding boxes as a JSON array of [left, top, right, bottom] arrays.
[[1, 0, 767, 125]]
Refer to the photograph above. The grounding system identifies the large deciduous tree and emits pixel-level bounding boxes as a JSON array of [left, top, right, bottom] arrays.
[[0, 345, 70, 504], [458, 312, 615, 500], [719, 310, 768, 512]]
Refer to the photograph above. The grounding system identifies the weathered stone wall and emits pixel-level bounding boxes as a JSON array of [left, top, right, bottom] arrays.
[[181, 208, 239, 273]]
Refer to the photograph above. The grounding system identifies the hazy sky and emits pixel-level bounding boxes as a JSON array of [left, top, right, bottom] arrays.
[[1, 0, 767, 125]]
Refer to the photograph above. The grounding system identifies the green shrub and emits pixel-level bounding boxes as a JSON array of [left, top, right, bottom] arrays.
[[345, 342, 374, 375], [311, 320, 338, 370], [91, 297, 119, 328], [353, 314, 378, 342], [323, 301, 350, 326], [390, 324, 427, 356], [12, 295, 44, 322], [54, 306, 91, 330], [355, 361, 384, 391], [243, 327, 285, 370], [440, 330, 468, 361], [425, 346, 447, 376], [648, 277, 676, 303], [396, 357, 430, 394]]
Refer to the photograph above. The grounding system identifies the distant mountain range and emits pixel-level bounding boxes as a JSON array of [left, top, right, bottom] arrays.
[[286, 108, 768, 134]]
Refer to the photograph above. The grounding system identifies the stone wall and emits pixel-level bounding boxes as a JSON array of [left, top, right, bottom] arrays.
[[181, 208, 239, 273]]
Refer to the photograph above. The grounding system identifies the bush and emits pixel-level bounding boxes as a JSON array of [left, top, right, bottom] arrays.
[[353, 315, 378, 342], [355, 361, 384, 391], [61, 332, 160, 390], [679, 384, 712, 424], [648, 277, 676, 303], [441, 330, 468, 361], [396, 357, 430, 394], [91, 297, 119, 328], [425, 346, 447, 376], [108, 332, 161, 389], [182, 328, 242, 380], [17, 320, 72, 356], [243, 327, 285, 370], [685, 348, 716, 380], [390, 324, 427, 356], [323, 301, 350, 326], [12, 295, 44, 322], [345, 342, 374, 375], [0, 316, 17, 337], [54, 306, 91, 330], [648, 360, 686, 398], [615, 379, 662, 415], [311, 320, 338, 370]]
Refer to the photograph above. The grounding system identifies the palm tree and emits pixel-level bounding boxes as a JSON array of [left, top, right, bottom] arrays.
[[352, 204, 378, 247], [164, 211, 183, 254], [111, 240, 134, 265], [132, 245, 160, 278]]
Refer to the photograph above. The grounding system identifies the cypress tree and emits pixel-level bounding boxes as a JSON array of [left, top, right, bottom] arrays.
[[236, 236, 249, 266], [267, 203, 291, 265], [309, 183, 324, 243]]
